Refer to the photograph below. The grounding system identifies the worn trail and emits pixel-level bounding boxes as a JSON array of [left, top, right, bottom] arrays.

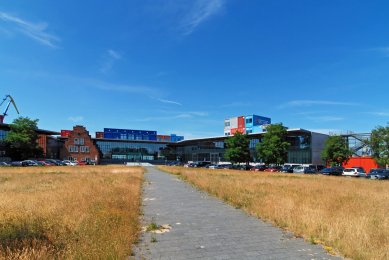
[[133, 167, 340, 260]]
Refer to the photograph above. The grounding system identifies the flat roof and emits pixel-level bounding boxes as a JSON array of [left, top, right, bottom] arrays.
[[172, 128, 324, 145], [0, 123, 60, 135], [58, 136, 171, 145]]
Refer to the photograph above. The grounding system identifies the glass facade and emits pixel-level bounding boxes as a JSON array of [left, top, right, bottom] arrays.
[[171, 131, 318, 164], [96, 140, 168, 161]]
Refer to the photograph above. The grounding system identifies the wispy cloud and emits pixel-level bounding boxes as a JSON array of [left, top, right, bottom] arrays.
[[181, 0, 224, 35], [131, 111, 208, 122], [279, 100, 359, 109], [0, 11, 59, 48], [68, 116, 84, 123], [157, 98, 182, 106], [100, 49, 122, 73], [370, 47, 389, 57], [79, 77, 157, 96], [220, 102, 252, 108], [306, 116, 344, 122], [367, 112, 389, 117]]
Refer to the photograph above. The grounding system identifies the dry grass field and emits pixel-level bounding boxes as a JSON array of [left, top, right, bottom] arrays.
[[159, 166, 389, 260], [0, 165, 144, 259]]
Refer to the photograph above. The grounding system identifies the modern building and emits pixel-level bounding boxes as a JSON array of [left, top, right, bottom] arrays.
[[224, 114, 271, 136], [170, 128, 328, 165]]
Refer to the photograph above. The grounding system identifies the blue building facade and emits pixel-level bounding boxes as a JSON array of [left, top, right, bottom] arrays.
[[103, 128, 157, 141], [245, 115, 271, 134]]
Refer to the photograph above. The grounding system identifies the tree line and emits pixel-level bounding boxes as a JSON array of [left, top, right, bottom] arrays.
[[2, 117, 389, 168]]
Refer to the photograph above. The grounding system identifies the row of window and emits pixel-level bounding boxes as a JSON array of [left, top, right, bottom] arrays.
[[74, 138, 85, 145], [68, 145, 90, 153]]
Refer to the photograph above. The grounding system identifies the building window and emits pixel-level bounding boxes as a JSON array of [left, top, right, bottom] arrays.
[[246, 118, 253, 124], [69, 146, 78, 152], [224, 122, 230, 127], [79, 138, 84, 145], [80, 146, 90, 153], [74, 138, 79, 145], [0, 130, 8, 140]]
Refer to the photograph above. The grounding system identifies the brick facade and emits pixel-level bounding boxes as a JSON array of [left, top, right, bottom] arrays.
[[61, 125, 100, 163]]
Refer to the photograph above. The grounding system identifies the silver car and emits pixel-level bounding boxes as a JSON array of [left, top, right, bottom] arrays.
[[293, 166, 316, 174]]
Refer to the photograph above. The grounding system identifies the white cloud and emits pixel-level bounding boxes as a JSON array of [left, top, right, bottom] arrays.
[[181, 0, 224, 35], [68, 116, 84, 123], [158, 98, 182, 106], [279, 100, 359, 109], [0, 11, 59, 48], [100, 49, 122, 73], [108, 49, 121, 60]]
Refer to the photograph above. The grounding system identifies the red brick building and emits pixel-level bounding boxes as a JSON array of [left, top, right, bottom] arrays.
[[61, 125, 100, 163]]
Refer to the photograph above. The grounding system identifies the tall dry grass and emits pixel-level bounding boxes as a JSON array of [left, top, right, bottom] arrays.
[[0, 165, 144, 259], [159, 166, 389, 260]]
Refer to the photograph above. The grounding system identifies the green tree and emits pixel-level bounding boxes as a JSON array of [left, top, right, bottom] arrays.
[[321, 135, 352, 166], [224, 131, 251, 165], [4, 117, 43, 160], [368, 125, 389, 168], [256, 123, 290, 165]]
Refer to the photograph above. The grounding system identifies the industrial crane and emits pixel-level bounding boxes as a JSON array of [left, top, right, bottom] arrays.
[[0, 95, 20, 123]]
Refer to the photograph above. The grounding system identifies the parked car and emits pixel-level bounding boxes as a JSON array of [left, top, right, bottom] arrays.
[[45, 159, 61, 166], [342, 168, 366, 177], [220, 164, 233, 169], [293, 166, 316, 174], [207, 164, 223, 169], [351, 166, 366, 173], [0, 162, 10, 167], [32, 160, 46, 166], [366, 169, 389, 180], [250, 165, 268, 172], [320, 167, 344, 176], [192, 161, 212, 168], [10, 161, 22, 167], [21, 160, 39, 166], [63, 160, 78, 166], [264, 166, 282, 172], [238, 164, 254, 171], [78, 161, 88, 166], [166, 161, 182, 166], [307, 164, 325, 172], [280, 165, 295, 173], [38, 160, 52, 166]]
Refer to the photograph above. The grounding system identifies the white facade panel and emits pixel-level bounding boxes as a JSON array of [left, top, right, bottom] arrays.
[[229, 117, 238, 128]]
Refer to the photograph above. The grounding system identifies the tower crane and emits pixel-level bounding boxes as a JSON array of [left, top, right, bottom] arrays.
[[0, 95, 20, 123]]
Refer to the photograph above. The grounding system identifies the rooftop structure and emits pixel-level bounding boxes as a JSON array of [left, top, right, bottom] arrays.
[[224, 114, 271, 136]]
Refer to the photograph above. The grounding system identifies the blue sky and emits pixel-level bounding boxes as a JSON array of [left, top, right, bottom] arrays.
[[1, 1, 389, 139]]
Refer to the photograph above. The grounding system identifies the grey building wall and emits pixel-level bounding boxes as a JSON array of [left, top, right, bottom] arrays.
[[311, 132, 328, 165]]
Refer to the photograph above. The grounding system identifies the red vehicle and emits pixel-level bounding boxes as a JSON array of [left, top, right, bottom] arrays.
[[38, 161, 51, 166], [250, 165, 268, 172], [264, 166, 282, 172]]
